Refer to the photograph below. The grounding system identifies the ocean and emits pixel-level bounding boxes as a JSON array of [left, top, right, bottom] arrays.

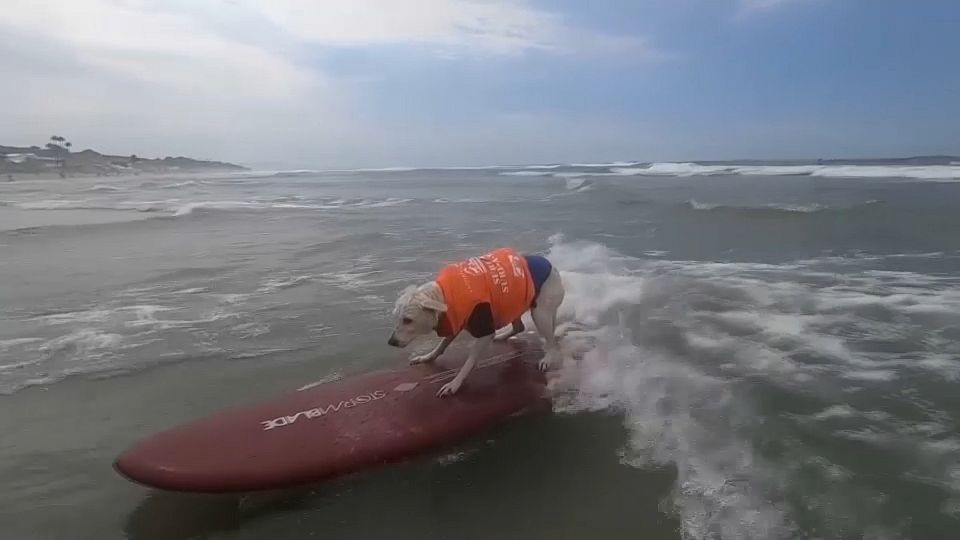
[[2, 160, 960, 539]]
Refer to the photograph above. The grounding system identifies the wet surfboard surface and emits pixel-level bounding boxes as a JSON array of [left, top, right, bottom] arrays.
[[114, 338, 549, 492]]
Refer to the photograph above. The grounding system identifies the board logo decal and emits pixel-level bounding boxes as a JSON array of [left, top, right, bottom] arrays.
[[261, 390, 387, 431]]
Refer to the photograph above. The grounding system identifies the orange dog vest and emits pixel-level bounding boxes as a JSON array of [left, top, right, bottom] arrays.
[[435, 248, 535, 337]]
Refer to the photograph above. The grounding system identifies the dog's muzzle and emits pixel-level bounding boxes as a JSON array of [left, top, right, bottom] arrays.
[[387, 335, 400, 347]]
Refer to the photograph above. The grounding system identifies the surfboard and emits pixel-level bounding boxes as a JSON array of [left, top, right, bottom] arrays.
[[114, 338, 549, 493]]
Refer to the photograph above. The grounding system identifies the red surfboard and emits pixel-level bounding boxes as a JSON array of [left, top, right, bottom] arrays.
[[114, 338, 549, 493]]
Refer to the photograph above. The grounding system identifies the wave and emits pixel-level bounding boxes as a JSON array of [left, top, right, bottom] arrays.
[[168, 200, 345, 216], [499, 171, 553, 177], [330, 162, 644, 173], [0, 337, 44, 351], [170, 198, 412, 215], [252, 161, 960, 180], [541, 236, 960, 538], [256, 274, 313, 294], [16, 199, 91, 210], [564, 177, 592, 192], [10, 197, 415, 217], [84, 184, 126, 192], [685, 199, 839, 213], [496, 162, 960, 181], [159, 180, 201, 189], [614, 162, 960, 180], [569, 161, 642, 168], [267, 169, 324, 178], [346, 166, 418, 173]]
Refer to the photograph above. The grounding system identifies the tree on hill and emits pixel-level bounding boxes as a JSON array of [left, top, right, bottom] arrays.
[[46, 135, 72, 177]]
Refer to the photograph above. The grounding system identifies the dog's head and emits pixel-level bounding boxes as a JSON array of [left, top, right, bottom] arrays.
[[388, 283, 447, 348]]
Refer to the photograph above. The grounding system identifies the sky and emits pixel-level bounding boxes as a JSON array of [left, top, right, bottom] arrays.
[[1, 0, 958, 168]]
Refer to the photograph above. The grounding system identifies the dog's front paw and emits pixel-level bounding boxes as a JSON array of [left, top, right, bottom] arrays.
[[409, 353, 436, 365], [437, 380, 461, 397], [538, 358, 552, 372]]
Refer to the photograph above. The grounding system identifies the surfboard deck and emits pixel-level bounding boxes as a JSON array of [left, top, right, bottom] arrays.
[[114, 338, 549, 493]]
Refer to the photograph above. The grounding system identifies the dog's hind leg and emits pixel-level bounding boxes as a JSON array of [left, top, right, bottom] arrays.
[[531, 268, 564, 371], [494, 318, 525, 342]]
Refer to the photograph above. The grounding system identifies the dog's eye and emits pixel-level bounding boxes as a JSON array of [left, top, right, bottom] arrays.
[[402, 317, 413, 325]]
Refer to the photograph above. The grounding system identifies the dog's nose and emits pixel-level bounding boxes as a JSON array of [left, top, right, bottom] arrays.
[[387, 336, 399, 347]]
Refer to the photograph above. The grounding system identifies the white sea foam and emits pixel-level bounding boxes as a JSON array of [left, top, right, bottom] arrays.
[[605, 162, 960, 181], [842, 369, 899, 382], [170, 287, 208, 295], [539, 236, 960, 538], [810, 165, 960, 180], [686, 200, 830, 213], [812, 404, 859, 420], [38, 329, 124, 358], [0, 337, 44, 350], [318, 270, 384, 291], [32, 309, 115, 324], [257, 274, 313, 294], [84, 184, 126, 192], [564, 177, 592, 192], [544, 237, 794, 538], [159, 180, 201, 189], [687, 199, 720, 210], [916, 355, 960, 382], [364, 198, 414, 208], [17, 199, 91, 210], [173, 200, 269, 216], [500, 171, 553, 177], [569, 161, 642, 167], [10, 197, 414, 217], [230, 321, 271, 339], [121, 305, 181, 327], [304, 161, 960, 180]]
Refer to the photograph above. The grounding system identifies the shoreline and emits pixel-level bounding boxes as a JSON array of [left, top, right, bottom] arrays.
[[3, 169, 248, 183]]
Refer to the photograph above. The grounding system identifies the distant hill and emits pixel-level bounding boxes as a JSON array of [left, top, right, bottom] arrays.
[[0, 144, 246, 176]]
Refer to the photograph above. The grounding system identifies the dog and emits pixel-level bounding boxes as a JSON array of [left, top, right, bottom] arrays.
[[388, 247, 564, 397]]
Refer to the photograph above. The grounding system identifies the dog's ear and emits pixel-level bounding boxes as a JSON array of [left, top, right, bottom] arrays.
[[413, 286, 447, 313], [420, 297, 448, 313]]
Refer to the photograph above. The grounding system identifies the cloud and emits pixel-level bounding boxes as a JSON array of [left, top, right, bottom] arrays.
[[736, 0, 815, 17], [0, 0, 343, 161], [0, 0, 322, 100], [254, 0, 561, 53], [0, 0, 655, 166], [251, 0, 651, 58]]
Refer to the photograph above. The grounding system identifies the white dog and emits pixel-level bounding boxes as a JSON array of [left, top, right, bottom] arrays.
[[388, 248, 564, 397]]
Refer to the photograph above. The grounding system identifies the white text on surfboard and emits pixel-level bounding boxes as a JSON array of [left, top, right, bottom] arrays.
[[261, 390, 388, 431]]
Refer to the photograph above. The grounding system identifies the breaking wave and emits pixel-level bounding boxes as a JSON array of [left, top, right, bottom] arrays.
[[684, 199, 872, 214], [496, 162, 960, 181], [611, 162, 960, 181], [564, 177, 593, 192], [499, 171, 553, 177], [542, 236, 960, 538], [9, 197, 414, 217], [83, 184, 126, 192]]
